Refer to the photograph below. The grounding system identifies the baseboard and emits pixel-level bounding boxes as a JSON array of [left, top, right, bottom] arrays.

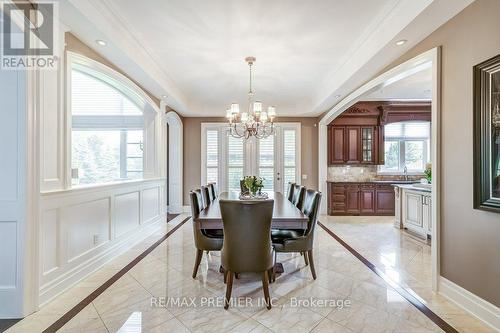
[[39, 214, 165, 306], [438, 277, 500, 332], [167, 204, 184, 214]]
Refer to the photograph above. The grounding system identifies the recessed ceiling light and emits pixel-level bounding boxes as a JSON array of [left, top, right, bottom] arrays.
[[395, 39, 407, 46], [96, 39, 107, 46]]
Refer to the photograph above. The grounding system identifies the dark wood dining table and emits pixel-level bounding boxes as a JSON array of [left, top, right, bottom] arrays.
[[196, 191, 309, 230], [196, 191, 308, 275]]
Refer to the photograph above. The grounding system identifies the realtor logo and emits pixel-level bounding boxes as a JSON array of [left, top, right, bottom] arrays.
[[1, 1, 58, 69]]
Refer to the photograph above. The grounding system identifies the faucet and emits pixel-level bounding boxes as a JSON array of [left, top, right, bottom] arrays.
[[403, 166, 409, 181]]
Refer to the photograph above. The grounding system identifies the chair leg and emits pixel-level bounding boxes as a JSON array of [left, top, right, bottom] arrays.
[[224, 271, 234, 310], [303, 251, 309, 266], [267, 268, 274, 283], [192, 249, 203, 278], [262, 271, 271, 310], [307, 250, 317, 280], [224, 270, 227, 284], [235, 273, 240, 279]]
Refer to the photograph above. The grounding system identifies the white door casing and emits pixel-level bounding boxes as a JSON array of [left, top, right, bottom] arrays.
[[165, 111, 183, 213]]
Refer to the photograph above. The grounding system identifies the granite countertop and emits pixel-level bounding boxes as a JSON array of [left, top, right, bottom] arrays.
[[326, 180, 419, 184], [393, 183, 432, 193]]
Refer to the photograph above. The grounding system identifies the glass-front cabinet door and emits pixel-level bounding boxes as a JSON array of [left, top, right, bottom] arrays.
[[361, 127, 374, 163]]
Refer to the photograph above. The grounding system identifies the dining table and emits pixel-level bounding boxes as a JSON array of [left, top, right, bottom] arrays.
[[196, 191, 309, 275], [196, 191, 309, 229]]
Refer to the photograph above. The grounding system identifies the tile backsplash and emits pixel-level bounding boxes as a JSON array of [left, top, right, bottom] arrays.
[[327, 166, 423, 182]]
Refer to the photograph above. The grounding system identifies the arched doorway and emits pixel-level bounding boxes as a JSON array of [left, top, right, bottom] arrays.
[[165, 111, 183, 214]]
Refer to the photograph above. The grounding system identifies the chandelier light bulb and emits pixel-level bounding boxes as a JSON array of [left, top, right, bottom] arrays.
[[241, 112, 249, 122], [231, 103, 240, 114], [253, 101, 262, 114], [267, 106, 276, 117]]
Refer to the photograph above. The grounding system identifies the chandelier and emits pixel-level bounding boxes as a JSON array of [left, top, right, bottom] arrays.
[[226, 56, 276, 139]]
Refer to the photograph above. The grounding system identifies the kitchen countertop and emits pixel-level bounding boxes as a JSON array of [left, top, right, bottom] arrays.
[[393, 183, 432, 193], [326, 180, 419, 184]]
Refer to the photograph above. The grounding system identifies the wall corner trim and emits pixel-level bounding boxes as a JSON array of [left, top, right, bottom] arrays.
[[438, 277, 500, 332]]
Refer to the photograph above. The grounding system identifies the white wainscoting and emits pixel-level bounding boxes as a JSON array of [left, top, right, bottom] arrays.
[[39, 178, 166, 305]]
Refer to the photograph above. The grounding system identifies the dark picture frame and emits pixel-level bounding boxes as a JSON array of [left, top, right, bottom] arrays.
[[473, 54, 500, 213]]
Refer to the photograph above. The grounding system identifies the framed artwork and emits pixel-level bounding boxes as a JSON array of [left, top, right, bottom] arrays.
[[474, 54, 500, 213]]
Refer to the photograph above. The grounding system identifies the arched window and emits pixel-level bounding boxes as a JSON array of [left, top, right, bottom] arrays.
[[69, 59, 154, 186]]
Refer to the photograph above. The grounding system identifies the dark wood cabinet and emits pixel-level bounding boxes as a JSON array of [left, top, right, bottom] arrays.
[[345, 186, 360, 213], [360, 185, 376, 214], [375, 185, 395, 214], [328, 126, 346, 164], [327, 101, 430, 166], [327, 182, 395, 216]]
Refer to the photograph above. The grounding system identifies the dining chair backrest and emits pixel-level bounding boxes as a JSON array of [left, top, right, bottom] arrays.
[[220, 199, 274, 273], [291, 185, 306, 209], [208, 183, 218, 199], [189, 189, 204, 219], [286, 182, 296, 202], [302, 189, 322, 236], [201, 185, 211, 207]]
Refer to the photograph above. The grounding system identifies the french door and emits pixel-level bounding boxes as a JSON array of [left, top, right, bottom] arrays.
[[202, 123, 301, 193]]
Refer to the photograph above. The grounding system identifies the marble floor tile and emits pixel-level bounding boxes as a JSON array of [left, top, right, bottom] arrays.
[[9, 213, 496, 333]]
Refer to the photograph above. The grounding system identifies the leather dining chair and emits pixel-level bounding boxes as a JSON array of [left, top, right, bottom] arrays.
[[208, 183, 218, 200], [190, 190, 223, 278], [201, 185, 211, 206], [291, 185, 306, 210], [271, 189, 322, 280], [286, 182, 296, 202], [220, 199, 275, 310]]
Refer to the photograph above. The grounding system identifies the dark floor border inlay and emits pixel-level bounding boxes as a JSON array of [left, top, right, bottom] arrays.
[[42, 216, 191, 333], [318, 221, 459, 333]]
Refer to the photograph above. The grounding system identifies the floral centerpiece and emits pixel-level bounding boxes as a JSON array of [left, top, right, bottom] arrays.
[[424, 163, 432, 183], [243, 176, 264, 196]]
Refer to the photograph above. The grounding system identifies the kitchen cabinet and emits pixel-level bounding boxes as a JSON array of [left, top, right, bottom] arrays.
[[402, 189, 432, 239], [328, 126, 346, 164], [327, 125, 378, 165], [327, 101, 431, 166], [375, 185, 396, 214], [327, 182, 395, 216], [360, 185, 376, 214]]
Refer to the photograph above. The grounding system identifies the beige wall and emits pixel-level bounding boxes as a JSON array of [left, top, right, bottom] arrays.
[[383, 0, 500, 306], [65, 32, 161, 107], [183, 117, 319, 204]]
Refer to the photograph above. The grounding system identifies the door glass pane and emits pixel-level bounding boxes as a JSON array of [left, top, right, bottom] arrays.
[[405, 141, 425, 170], [283, 129, 296, 192], [206, 130, 219, 184], [259, 135, 274, 190], [207, 167, 218, 184], [227, 135, 244, 191], [228, 167, 243, 191], [283, 130, 296, 167]]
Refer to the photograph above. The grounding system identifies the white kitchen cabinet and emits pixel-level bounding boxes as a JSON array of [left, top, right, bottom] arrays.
[[394, 186, 402, 228], [402, 189, 432, 239]]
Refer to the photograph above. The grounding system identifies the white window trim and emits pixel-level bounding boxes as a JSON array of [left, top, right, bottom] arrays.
[[201, 122, 301, 193], [66, 52, 160, 188]]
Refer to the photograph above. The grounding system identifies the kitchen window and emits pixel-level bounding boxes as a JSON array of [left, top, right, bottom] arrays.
[[379, 121, 430, 174]]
